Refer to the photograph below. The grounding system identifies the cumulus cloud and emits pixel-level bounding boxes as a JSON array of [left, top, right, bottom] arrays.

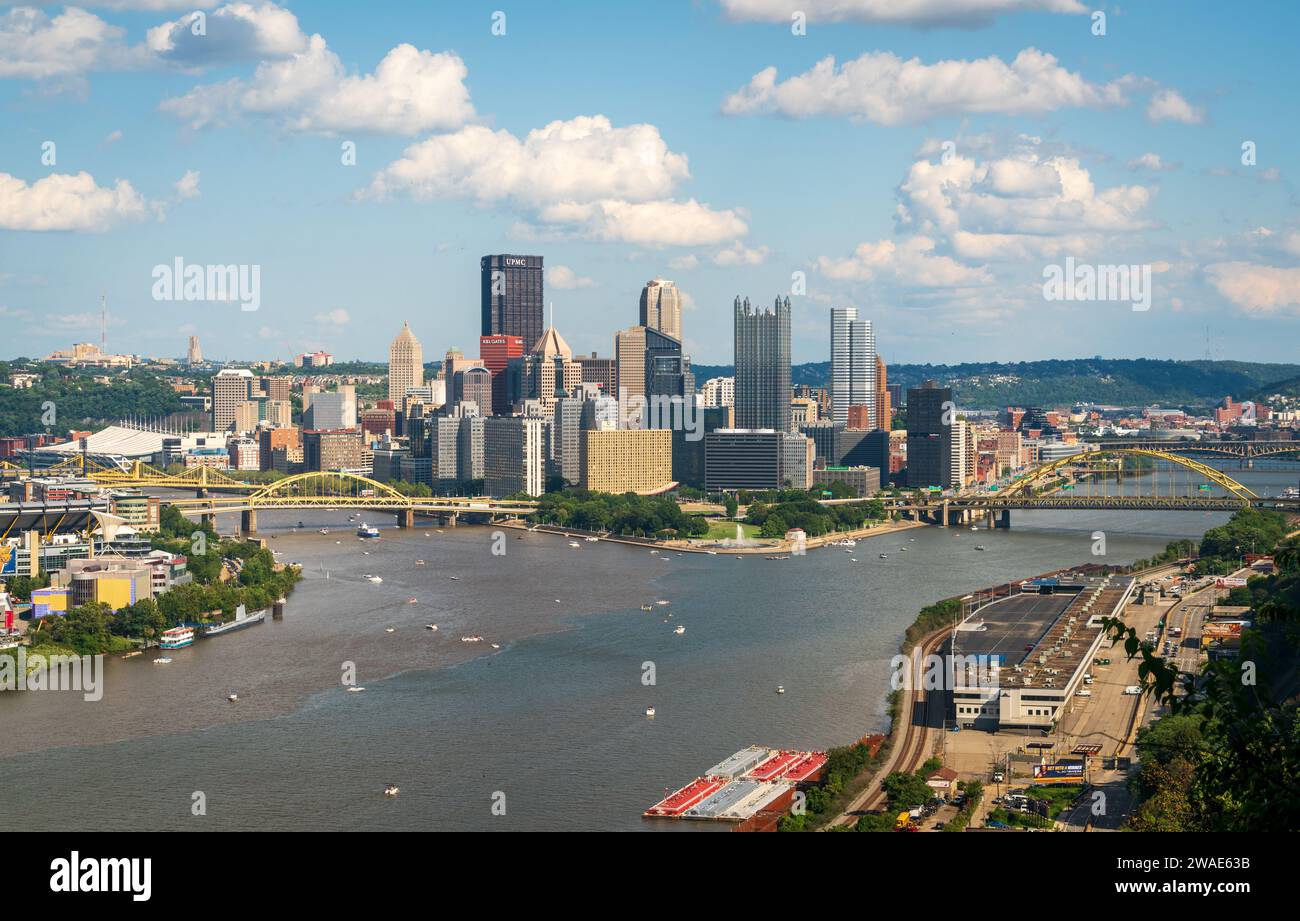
[[147, 2, 307, 64], [0, 6, 141, 78], [1205, 262, 1300, 314], [160, 37, 474, 134], [0, 171, 155, 231], [173, 169, 201, 200], [1146, 89, 1205, 125], [718, 0, 1086, 27], [546, 265, 597, 289], [895, 141, 1157, 260], [361, 115, 747, 247], [817, 236, 993, 286], [722, 48, 1134, 124]]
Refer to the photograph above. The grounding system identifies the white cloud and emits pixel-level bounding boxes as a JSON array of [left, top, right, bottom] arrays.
[[0, 170, 153, 231], [147, 2, 307, 64], [1146, 89, 1204, 125], [312, 308, 350, 326], [173, 169, 201, 200], [1205, 262, 1300, 314], [1129, 152, 1178, 172], [160, 37, 474, 134], [817, 236, 993, 286], [896, 142, 1157, 261], [718, 0, 1086, 27], [102, 128, 124, 147], [0, 6, 139, 79], [722, 48, 1133, 124], [712, 241, 770, 266], [362, 115, 747, 247], [546, 265, 597, 289]]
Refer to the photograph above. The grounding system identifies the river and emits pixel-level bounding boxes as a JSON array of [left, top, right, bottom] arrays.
[[1, 464, 1294, 830]]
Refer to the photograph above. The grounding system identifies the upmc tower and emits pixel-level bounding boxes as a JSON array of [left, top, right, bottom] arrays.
[[481, 254, 544, 351]]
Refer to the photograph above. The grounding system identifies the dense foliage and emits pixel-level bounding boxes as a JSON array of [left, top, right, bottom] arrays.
[[0, 366, 188, 437], [743, 490, 885, 538], [529, 489, 710, 538]]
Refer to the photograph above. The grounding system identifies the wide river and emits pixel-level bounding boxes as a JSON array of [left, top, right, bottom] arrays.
[[2, 465, 1295, 830]]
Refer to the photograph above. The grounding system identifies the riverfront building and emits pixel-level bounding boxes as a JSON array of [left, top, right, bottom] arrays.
[[580, 429, 673, 494], [734, 296, 791, 433]]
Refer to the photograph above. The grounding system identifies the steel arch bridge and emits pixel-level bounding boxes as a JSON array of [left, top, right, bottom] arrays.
[[998, 447, 1259, 502], [1096, 440, 1300, 460]]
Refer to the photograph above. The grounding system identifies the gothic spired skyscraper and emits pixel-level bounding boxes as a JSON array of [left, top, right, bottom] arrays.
[[481, 254, 544, 351], [733, 295, 791, 432], [830, 306, 876, 427], [387, 321, 424, 405]]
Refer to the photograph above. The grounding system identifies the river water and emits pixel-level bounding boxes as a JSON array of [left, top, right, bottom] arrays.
[[2, 465, 1294, 830]]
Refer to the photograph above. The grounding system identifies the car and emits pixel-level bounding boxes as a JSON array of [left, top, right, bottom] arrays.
[[1123, 685, 1143, 695], [1076, 689, 1092, 697], [991, 772, 1005, 783], [934, 822, 946, 830]]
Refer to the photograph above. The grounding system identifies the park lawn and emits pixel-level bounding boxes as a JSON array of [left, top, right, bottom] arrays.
[[703, 520, 761, 541]]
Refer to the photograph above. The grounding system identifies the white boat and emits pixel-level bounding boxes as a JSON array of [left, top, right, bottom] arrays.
[[776, 686, 785, 695], [461, 635, 484, 643], [159, 626, 194, 649], [425, 624, 438, 631], [850, 557, 858, 562], [568, 541, 581, 548], [879, 553, 888, 559], [640, 604, 653, 611], [203, 607, 266, 637], [655, 600, 670, 606], [673, 626, 685, 635], [384, 785, 400, 797], [227, 693, 238, 702], [366, 575, 383, 584], [152, 656, 172, 664], [357, 523, 381, 539], [319, 528, 329, 535], [448, 576, 459, 581], [645, 707, 656, 718], [347, 686, 366, 693], [490, 643, 500, 650], [407, 598, 418, 604], [415, 560, 426, 566], [585, 536, 599, 542]]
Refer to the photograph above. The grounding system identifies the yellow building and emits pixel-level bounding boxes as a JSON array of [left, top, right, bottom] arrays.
[[580, 429, 673, 494]]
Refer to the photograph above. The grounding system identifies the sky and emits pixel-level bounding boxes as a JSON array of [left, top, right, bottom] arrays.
[[1, 0, 1298, 366]]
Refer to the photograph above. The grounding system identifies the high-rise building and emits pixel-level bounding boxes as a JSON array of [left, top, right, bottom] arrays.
[[874, 355, 891, 429], [780, 432, 815, 489], [581, 429, 673, 494], [704, 429, 783, 492], [479, 335, 524, 417], [700, 376, 734, 408], [639, 279, 682, 342], [734, 296, 791, 432], [481, 254, 544, 350], [260, 375, 292, 404], [303, 390, 356, 431], [575, 353, 617, 397], [830, 306, 875, 427], [303, 429, 365, 473], [456, 366, 494, 416], [186, 335, 203, 366], [520, 326, 583, 415], [645, 329, 693, 404], [614, 326, 647, 425], [484, 415, 547, 498], [551, 396, 587, 486], [388, 322, 423, 404], [906, 380, 954, 489], [211, 369, 254, 432]]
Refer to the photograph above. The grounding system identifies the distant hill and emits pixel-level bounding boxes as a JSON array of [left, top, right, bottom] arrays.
[[689, 358, 1300, 411]]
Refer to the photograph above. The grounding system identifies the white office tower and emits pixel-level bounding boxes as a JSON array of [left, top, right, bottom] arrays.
[[830, 307, 876, 427], [388, 321, 424, 404]]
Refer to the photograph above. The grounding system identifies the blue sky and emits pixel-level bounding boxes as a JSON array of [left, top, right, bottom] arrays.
[[1, 0, 1298, 366]]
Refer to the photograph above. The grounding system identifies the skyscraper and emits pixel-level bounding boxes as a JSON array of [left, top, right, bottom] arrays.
[[481, 254, 544, 350], [733, 296, 791, 432], [387, 322, 423, 404], [829, 306, 875, 427], [211, 369, 254, 432], [874, 354, 891, 429], [906, 380, 954, 489], [640, 279, 682, 342], [186, 335, 203, 366], [479, 334, 524, 417]]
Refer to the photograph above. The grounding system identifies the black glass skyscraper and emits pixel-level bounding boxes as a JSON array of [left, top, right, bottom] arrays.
[[481, 254, 544, 352], [733, 295, 791, 432], [906, 380, 953, 489]]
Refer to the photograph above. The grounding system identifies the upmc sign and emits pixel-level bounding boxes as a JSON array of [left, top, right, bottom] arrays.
[[504, 257, 530, 267]]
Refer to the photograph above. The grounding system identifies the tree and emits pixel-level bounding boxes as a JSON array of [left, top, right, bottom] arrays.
[[44, 603, 112, 655]]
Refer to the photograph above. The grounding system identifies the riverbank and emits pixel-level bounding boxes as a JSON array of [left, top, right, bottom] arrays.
[[498, 515, 926, 554]]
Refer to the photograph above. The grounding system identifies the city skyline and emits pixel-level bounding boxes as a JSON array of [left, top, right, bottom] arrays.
[[1, 2, 1298, 366]]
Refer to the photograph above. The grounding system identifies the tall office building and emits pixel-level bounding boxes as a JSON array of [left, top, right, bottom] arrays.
[[645, 329, 693, 403], [830, 306, 875, 427], [484, 415, 547, 498], [481, 254, 544, 351], [456, 366, 494, 415], [480, 334, 524, 416], [186, 335, 203, 366], [639, 279, 682, 342], [906, 380, 954, 489], [575, 352, 616, 397], [303, 390, 356, 431], [734, 296, 792, 432], [874, 354, 891, 429], [614, 326, 646, 425], [260, 375, 292, 404], [211, 369, 254, 432], [387, 322, 424, 405]]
